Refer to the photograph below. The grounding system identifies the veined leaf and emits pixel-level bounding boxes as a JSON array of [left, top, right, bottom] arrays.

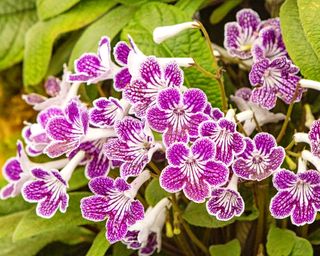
[[37, 0, 80, 20], [209, 239, 241, 256], [209, 0, 242, 25], [175, 0, 207, 18], [145, 178, 170, 206], [266, 226, 296, 256], [86, 230, 110, 256]]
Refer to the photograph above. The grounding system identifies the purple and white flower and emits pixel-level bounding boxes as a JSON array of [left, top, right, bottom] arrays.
[[22, 151, 85, 218], [200, 111, 245, 166], [160, 138, 229, 203], [231, 88, 285, 135], [122, 198, 170, 256], [206, 175, 244, 221], [270, 159, 320, 226], [204, 103, 224, 121], [232, 133, 285, 181], [105, 117, 162, 179], [68, 37, 118, 84], [147, 88, 208, 147], [124, 57, 184, 117], [80, 170, 150, 243], [224, 9, 261, 59], [249, 56, 303, 109]]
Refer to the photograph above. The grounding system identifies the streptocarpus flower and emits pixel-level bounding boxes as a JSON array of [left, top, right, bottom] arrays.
[[122, 198, 170, 256], [147, 88, 208, 146], [200, 114, 245, 166], [105, 117, 161, 178], [230, 88, 285, 135], [206, 175, 244, 221], [204, 103, 224, 121], [308, 120, 320, 158], [232, 133, 285, 181], [224, 9, 261, 59], [160, 138, 229, 202], [80, 170, 150, 243], [124, 57, 183, 117], [68, 37, 118, 84], [22, 151, 85, 218], [270, 159, 320, 226], [0, 141, 68, 199], [249, 56, 303, 109]]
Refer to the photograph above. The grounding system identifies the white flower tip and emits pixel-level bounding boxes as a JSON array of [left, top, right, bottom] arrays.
[[293, 132, 310, 144], [153, 21, 198, 44], [299, 79, 320, 91], [225, 109, 236, 120], [236, 110, 253, 122], [297, 157, 307, 173]]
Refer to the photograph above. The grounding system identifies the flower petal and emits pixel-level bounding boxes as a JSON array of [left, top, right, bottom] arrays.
[[146, 107, 169, 132], [80, 195, 109, 221], [273, 169, 297, 190], [183, 180, 209, 203], [89, 177, 115, 196], [164, 62, 183, 87], [254, 132, 276, 154], [85, 153, 110, 179], [183, 88, 207, 113], [114, 67, 132, 91], [160, 166, 185, 193], [157, 88, 180, 110], [120, 155, 148, 178], [36, 196, 61, 218], [140, 57, 162, 84], [292, 202, 316, 226], [22, 180, 48, 202], [251, 86, 277, 110], [3, 158, 22, 181], [106, 217, 128, 243], [163, 128, 188, 147], [270, 190, 294, 218], [114, 41, 131, 65], [115, 117, 143, 142], [127, 200, 144, 225], [191, 138, 215, 162], [166, 142, 189, 166], [203, 161, 229, 186]]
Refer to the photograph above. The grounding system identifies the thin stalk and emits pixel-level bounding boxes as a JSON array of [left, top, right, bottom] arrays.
[[286, 150, 301, 158], [299, 224, 309, 238], [196, 21, 216, 67], [285, 140, 296, 151], [216, 68, 228, 113], [148, 161, 161, 176], [252, 113, 263, 132], [276, 102, 294, 143]]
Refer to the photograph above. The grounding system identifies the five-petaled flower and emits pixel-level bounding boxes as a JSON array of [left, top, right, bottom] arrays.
[[224, 9, 261, 59], [80, 170, 150, 243], [160, 138, 229, 203], [249, 56, 303, 109], [105, 117, 161, 178], [147, 88, 208, 147], [232, 133, 285, 181]]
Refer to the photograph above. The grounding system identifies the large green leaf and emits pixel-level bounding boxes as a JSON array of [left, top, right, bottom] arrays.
[[86, 230, 110, 256], [0, 0, 37, 71], [266, 226, 296, 256], [13, 192, 91, 240], [121, 2, 222, 107], [0, 211, 27, 239], [290, 237, 313, 256], [175, 0, 207, 18], [280, 0, 320, 80], [145, 178, 170, 206], [37, 0, 80, 20], [23, 0, 116, 91], [209, 239, 241, 256], [209, 0, 242, 25], [69, 5, 137, 68], [0, 195, 31, 216]]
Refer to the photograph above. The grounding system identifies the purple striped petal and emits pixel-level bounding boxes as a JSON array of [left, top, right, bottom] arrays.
[[3, 158, 22, 181], [273, 169, 297, 190], [146, 107, 169, 132], [184, 180, 209, 203], [22, 180, 48, 202], [183, 88, 207, 113], [140, 57, 162, 84], [191, 138, 215, 162], [114, 42, 131, 66], [270, 191, 294, 219], [251, 87, 277, 110], [80, 195, 109, 221], [164, 62, 183, 87], [203, 161, 229, 186], [157, 88, 181, 110], [167, 142, 189, 166], [254, 132, 276, 154], [114, 67, 132, 91], [106, 217, 128, 243], [160, 166, 185, 193], [89, 177, 115, 196]]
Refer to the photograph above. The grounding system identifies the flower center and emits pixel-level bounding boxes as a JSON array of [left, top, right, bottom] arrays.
[[173, 107, 185, 116]]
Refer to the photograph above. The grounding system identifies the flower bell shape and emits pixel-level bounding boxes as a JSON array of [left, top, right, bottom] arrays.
[[68, 37, 118, 84], [22, 107, 64, 156], [147, 88, 208, 147], [123, 231, 157, 256], [270, 159, 320, 226], [105, 117, 161, 179], [199, 111, 245, 166], [206, 175, 244, 221], [230, 88, 285, 135], [232, 133, 285, 181], [160, 138, 229, 203], [21, 151, 84, 218], [124, 57, 183, 117], [224, 9, 261, 59], [80, 170, 150, 243], [249, 56, 303, 109]]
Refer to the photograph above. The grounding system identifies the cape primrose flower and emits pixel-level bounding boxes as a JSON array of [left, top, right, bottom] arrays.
[[224, 9, 261, 59], [206, 175, 244, 221], [270, 159, 320, 226], [22, 151, 85, 218], [105, 117, 162, 178], [249, 56, 303, 109], [232, 133, 285, 181], [147, 88, 208, 147], [124, 57, 183, 117], [80, 170, 150, 243], [160, 138, 229, 203]]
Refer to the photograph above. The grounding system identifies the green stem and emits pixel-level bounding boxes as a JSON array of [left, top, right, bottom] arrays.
[[286, 150, 301, 158], [276, 102, 294, 143], [148, 161, 161, 176], [285, 140, 296, 151], [196, 21, 216, 67]]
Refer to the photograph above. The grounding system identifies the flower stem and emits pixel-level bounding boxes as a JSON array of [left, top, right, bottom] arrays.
[[148, 161, 161, 176], [196, 21, 216, 67], [285, 140, 296, 151], [276, 102, 294, 143]]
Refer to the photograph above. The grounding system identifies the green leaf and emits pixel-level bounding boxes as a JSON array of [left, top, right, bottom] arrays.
[[145, 178, 170, 206], [0, 195, 31, 216], [182, 202, 235, 228], [209, 0, 242, 25], [86, 230, 110, 256], [0, 0, 38, 71], [280, 0, 320, 80], [290, 237, 313, 256], [0, 211, 27, 239], [112, 242, 134, 256], [68, 167, 88, 191], [209, 239, 241, 256], [175, 0, 207, 18], [37, 0, 80, 20], [308, 228, 320, 245], [13, 192, 91, 240], [23, 0, 116, 91], [122, 2, 222, 108], [69, 5, 137, 68], [266, 226, 296, 256]]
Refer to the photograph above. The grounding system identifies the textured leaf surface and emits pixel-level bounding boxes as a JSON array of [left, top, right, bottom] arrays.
[[291, 237, 313, 256], [86, 230, 110, 256], [175, 0, 207, 18], [122, 2, 222, 107], [209, 239, 241, 256], [145, 178, 170, 206], [37, 0, 80, 20], [266, 226, 296, 256]]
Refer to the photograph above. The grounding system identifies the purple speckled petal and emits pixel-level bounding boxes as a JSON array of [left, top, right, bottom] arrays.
[[267, 147, 285, 172], [188, 113, 209, 137], [232, 132, 245, 154], [37, 107, 64, 128], [106, 217, 128, 243], [140, 57, 162, 84], [127, 200, 144, 225], [273, 169, 297, 190], [163, 127, 188, 147], [104, 139, 131, 161], [36, 196, 61, 218], [160, 166, 185, 193], [183, 180, 209, 203], [251, 86, 277, 110], [298, 170, 320, 185], [239, 138, 255, 159], [3, 158, 22, 181], [164, 62, 183, 87], [270, 190, 294, 219], [115, 117, 143, 142], [277, 75, 301, 104], [114, 178, 130, 192], [120, 155, 148, 178], [31, 168, 50, 179], [166, 142, 189, 166], [114, 68, 132, 91], [191, 138, 215, 162], [46, 117, 74, 140], [86, 153, 110, 179], [114, 41, 130, 66], [80, 195, 109, 221], [45, 140, 80, 158], [237, 9, 260, 29], [292, 202, 316, 226], [44, 77, 61, 97], [254, 132, 276, 154], [203, 161, 229, 186], [22, 180, 48, 202], [157, 88, 180, 110], [309, 120, 320, 157], [146, 106, 169, 132], [183, 89, 207, 113], [124, 80, 147, 104], [74, 53, 102, 78], [89, 177, 115, 196], [249, 59, 269, 85], [200, 121, 218, 137]]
